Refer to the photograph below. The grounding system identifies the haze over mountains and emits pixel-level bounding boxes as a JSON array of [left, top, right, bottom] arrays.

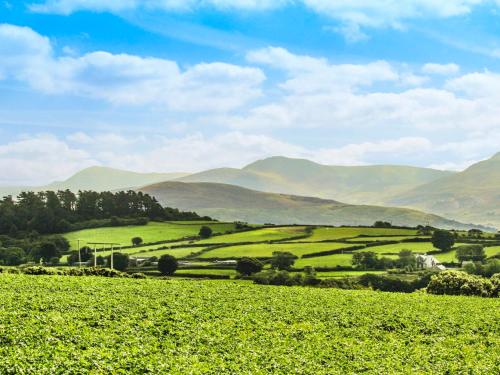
[[0, 153, 498, 229], [179, 156, 454, 205], [138, 181, 477, 230]]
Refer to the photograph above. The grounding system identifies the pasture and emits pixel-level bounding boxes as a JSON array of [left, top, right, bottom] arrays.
[[197, 226, 306, 244], [197, 242, 356, 259], [64, 221, 237, 249], [0, 275, 497, 374], [291, 226, 419, 242]]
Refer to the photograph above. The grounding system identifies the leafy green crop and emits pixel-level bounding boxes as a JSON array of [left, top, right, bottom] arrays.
[[0, 274, 498, 374]]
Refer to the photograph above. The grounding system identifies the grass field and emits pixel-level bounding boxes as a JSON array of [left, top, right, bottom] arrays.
[[345, 236, 429, 242], [434, 245, 500, 263], [64, 221, 237, 249], [291, 227, 419, 242], [310, 270, 387, 278], [198, 242, 356, 259], [175, 269, 236, 276], [197, 226, 306, 244], [136, 246, 206, 259], [0, 275, 497, 373]]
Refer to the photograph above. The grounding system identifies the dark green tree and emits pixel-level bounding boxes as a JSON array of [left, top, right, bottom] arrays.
[[131, 237, 143, 246], [158, 255, 178, 276], [270, 251, 297, 271], [236, 257, 263, 276], [199, 226, 213, 239], [431, 230, 455, 252], [108, 252, 129, 271]]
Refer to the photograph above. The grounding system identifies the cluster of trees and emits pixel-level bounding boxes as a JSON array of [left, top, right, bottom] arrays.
[[235, 251, 298, 277], [0, 234, 69, 266], [352, 250, 417, 270], [0, 190, 207, 236], [427, 271, 499, 297]]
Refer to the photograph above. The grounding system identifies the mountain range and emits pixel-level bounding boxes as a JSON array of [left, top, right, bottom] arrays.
[[0, 153, 498, 229]]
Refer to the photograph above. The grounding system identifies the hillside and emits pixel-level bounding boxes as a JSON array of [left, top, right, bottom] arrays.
[[178, 156, 453, 205], [389, 153, 500, 228], [0, 166, 188, 197], [139, 181, 483, 229]]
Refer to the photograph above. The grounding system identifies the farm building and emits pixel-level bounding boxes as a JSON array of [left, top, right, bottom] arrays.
[[416, 254, 446, 270]]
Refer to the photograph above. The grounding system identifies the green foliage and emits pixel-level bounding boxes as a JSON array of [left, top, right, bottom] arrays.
[[464, 259, 500, 278], [131, 236, 143, 246], [270, 251, 297, 270], [0, 247, 26, 266], [107, 252, 129, 271], [455, 245, 486, 262], [427, 271, 494, 297], [236, 257, 263, 276], [158, 255, 178, 276], [199, 226, 213, 239], [0, 276, 497, 373], [431, 230, 455, 252]]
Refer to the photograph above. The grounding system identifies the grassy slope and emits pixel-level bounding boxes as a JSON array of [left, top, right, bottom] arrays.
[[197, 226, 307, 244], [139, 182, 477, 229], [1, 275, 497, 373], [292, 227, 418, 242], [63, 221, 236, 249], [390, 153, 500, 228]]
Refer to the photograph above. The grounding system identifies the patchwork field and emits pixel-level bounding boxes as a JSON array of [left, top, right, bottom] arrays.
[[198, 242, 356, 259], [197, 226, 307, 244], [291, 226, 419, 242], [0, 275, 497, 374], [64, 221, 237, 249]]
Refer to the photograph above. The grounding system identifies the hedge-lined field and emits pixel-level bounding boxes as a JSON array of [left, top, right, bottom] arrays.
[[290, 227, 419, 242], [198, 242, 356, 259], [0, 275, 497, 374], [197, 226, 307, 244], [64, 221, 237, 249]]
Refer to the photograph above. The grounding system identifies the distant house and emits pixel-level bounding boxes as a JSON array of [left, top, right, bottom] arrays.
[[416, 254, 446, 270]]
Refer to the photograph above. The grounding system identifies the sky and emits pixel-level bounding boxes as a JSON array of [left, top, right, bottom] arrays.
[[1, 0, 500, 185]]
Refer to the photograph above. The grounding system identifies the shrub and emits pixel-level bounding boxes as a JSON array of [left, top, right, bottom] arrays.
[[270, 251, 298, 271], [236, 257, 263, 276], [23, 266, 60, 276], [158, 255, 178, 276], [130, 273, 147, 279], [358, 274, 416, 293], [319, 277, 364, 290], [107, 252, 129, 271], [199, 226, 213, 239], [455, 245, 486, 263], [131, 237, 143, 246], [491, 273, 500, 297], [427, 271, 493, 297]]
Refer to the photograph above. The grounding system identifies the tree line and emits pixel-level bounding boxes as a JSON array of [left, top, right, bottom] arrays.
[[0, 190, 208, 236]]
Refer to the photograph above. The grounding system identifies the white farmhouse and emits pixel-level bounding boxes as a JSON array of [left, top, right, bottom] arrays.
[[416, 254, 446, 270]]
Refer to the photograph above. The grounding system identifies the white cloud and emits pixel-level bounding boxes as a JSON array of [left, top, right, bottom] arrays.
[[422, 63, 460, 75], [445, 71, 500, 98], [0, 135, 96, 185], [0, 24, 265, 112]]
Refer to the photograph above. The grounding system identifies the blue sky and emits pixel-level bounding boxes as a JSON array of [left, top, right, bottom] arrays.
[[1, 0, 500, 185]]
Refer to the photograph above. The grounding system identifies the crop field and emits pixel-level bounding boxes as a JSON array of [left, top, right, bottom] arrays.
[[197, 226, 306, 244], [64, 221, 237, 249], [198, 242, 356, 259], [291, 227, 419, 242], [0, 275, 497, 374]]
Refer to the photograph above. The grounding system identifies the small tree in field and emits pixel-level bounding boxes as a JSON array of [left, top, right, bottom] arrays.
[[199, 226, 213, 239], [131, 237, 143, 246], [270, 251, 297, 271], [158, 255, 178, 276], [431, 230, 455, 252], [108, 252, 129, 271], [236, 257, 263, 276]]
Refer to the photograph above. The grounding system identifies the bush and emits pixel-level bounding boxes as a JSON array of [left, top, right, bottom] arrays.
[[427, 271, 493, 297], [236, 257, 263, 276], [158, 255, 178, 276], [491, 274, 500, 297], [107, 252, 129, 271], [199, 226, 213, 239], [132, 237, 143, 246], [22, 266, 60, 276], [130, 272, 147, 279], [358, 274, 416, 293], [270, 251, 298, 271], [455, 245, 486, 263], [319, 277, 364, 290]]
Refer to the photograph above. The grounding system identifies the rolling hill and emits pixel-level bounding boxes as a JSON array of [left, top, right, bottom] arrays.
[[0, 166, 188, 197], [389, 153, 500, 228], [138, 181, 484, 230], [178, 156, 454, 205]]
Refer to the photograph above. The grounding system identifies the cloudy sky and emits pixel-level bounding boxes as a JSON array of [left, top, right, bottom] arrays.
[[1, 1, 500, 185]]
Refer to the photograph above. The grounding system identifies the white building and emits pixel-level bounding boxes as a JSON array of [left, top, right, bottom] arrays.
[[416, 254, 446, 270]]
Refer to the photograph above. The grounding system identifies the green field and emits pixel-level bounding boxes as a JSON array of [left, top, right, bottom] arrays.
[[198, 242, 355, 259], [175, 269, 236, 276], [292, 227, 419, 242], [0, 275, 497, 373], [345, 236, 429, 242], [64, 221, 237, 249], [310, 270, 387, 278], [197, 226, 306, 244], [362, 242, 445, 255], [434, 246, 500, 263], [136, 246, 205, 259]]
